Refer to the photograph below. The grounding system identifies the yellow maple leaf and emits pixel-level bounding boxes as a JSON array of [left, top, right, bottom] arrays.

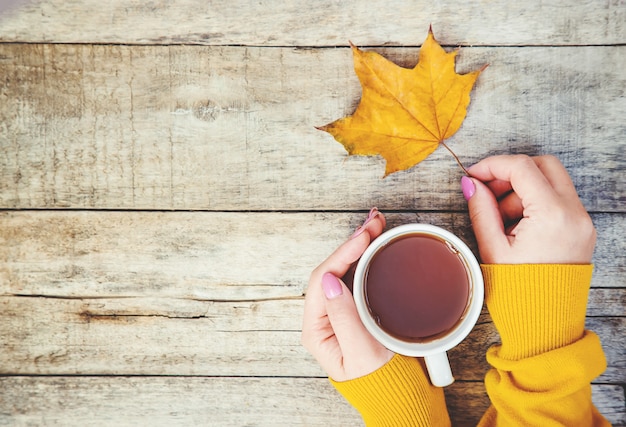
[[318, 27, 485, 176]]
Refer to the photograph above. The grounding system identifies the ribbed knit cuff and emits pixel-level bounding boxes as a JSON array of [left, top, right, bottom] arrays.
[[330, 354, 450, 427], [481, 264, 594, 361]]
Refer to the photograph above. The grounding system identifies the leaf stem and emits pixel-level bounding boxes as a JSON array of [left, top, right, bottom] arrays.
[[440, 141, 469, 175]]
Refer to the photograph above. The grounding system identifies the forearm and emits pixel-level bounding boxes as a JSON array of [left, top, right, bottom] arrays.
[[478, 264, 610, 426], [330, 354, 451, 427]]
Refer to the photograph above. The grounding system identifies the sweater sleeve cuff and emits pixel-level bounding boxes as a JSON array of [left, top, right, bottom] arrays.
[[480, 264, 594, 361], [330, 354, 450, 427]]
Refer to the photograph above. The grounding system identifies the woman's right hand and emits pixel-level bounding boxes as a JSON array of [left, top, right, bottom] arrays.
[[461, 154, 596, 264]]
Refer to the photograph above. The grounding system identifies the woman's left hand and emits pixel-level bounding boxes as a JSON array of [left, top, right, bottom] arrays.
[[301, 209, 393, 382]]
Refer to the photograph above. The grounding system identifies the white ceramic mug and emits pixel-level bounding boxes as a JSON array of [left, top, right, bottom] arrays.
[[352, 224, 484, 387]]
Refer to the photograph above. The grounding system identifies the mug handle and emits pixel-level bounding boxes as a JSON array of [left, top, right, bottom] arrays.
[[424, 352, 454, 387]]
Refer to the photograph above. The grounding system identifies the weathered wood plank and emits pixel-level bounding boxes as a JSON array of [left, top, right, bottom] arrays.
[[591, 385, 626, 427], [1, 44, 624, 211], [1, 296, 623, 383], [0, 378, 622, 427], [0, 376, 361, 426], [0, 0, 624, 46], [1, 212, 624, 300]]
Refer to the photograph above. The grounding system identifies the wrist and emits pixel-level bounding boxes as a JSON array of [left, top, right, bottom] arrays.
[[481, 264, 593, 360], [330, 354, 450, 426]]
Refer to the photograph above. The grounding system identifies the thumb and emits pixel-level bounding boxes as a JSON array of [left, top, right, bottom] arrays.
[[462, 176, 508, 263], [321, 272, 383, 360]]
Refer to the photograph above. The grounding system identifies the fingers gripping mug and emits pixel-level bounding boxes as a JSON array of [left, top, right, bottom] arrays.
[[353, 224, 484, 387]]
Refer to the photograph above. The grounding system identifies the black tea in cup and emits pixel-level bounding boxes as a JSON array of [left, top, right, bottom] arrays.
[[364, 233, 471, 342]]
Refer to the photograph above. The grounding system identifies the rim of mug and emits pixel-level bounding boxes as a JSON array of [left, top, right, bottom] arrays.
[[353, 223, 484, 357]]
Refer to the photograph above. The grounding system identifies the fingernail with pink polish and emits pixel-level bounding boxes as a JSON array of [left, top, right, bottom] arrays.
[[363, 207, 380, 226], [461, 176, 475, 201], [322, 272, 343, 299], [350, 207, 379, 239]]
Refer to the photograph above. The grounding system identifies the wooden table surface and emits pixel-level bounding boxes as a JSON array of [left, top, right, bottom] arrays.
[[1, 1, 624, 425]]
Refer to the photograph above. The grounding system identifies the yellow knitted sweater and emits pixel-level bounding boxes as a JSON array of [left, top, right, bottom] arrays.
[[331, 264, 610, 426]]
